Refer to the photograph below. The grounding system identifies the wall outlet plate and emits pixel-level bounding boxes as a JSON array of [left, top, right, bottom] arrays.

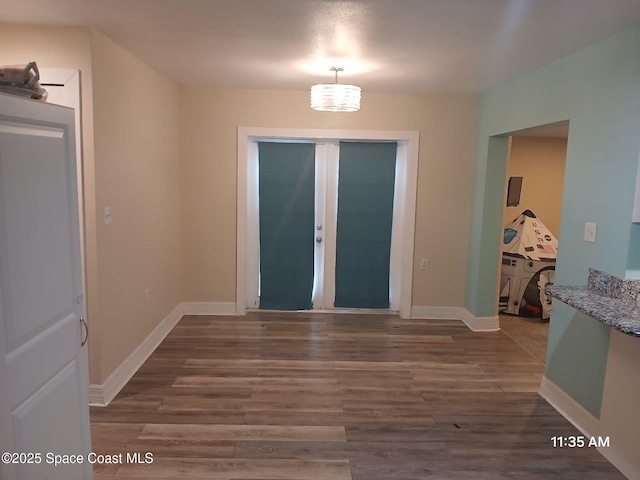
[[584, 222, 597, 243], [103, 206, 112, 225]]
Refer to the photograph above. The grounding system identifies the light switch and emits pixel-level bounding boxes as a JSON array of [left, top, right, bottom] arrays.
[[104, 207, 112, 225], [584, 222, 597, 243]]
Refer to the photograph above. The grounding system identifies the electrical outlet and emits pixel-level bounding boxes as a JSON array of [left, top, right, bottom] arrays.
[[104, 207, 112, 224], [144, 288, 150, 304], [584, 222, 597, 243], [420, 258, 429, 270]]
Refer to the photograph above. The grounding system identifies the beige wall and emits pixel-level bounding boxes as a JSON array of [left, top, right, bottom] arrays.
[[503, 136, 567, 237], [2, 25, 477, 386], [91, 30, 182, 382], [1, 25, 182, 384], [179, 88, 478, 307], [598, 329, 640, 479], [0, 24, 101, 381]]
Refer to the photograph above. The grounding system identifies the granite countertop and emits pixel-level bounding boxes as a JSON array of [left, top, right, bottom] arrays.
[[546, 269, 640, 337]]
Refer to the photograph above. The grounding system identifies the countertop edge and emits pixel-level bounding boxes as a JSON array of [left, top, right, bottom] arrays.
[[546, 285, 640, 338]]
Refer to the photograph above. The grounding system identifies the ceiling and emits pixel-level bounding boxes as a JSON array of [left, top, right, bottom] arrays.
[[1, 0, 639, 93]]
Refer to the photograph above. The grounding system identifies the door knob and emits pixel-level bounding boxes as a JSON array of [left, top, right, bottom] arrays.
[[316, 224, 323, 231], [316, 236, 323, 243]]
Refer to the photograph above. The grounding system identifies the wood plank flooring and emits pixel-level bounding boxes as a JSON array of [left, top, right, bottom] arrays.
[[90, 312, 626, 479]]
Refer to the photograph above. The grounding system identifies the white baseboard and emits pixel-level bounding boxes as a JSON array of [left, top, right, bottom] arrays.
[[459, 308, 500, 331], [89, 303, 184, 406], [597, 444, 638, 480], [182, 301, 237, 315], [538, 376, 600, 438], [539, 376, 639, 478], [90, 302, 240, 406], [537, 376, 637, 478], [411, 306, 500, 332]]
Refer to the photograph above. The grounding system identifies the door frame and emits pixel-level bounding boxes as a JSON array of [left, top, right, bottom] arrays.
[[40, 68, 86, 312], [237, 127, 419, 318]]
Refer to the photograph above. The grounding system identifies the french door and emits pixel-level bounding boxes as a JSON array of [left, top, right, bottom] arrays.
[[257, 142, 316, 310], [256, 140, 397, 311], [238, 127, 419, 318]]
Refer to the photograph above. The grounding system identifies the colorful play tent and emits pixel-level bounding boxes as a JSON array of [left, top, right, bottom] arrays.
[[499, 210, 557, 320]]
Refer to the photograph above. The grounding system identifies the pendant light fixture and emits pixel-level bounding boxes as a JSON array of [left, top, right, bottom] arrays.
[[310, 67, 361, 112]]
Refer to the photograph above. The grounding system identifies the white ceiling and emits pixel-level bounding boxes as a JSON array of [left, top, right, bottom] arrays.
[[2, 0, 639, 93]]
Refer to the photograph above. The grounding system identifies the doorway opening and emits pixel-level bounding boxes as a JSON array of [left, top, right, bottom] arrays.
[[237, 127, 419, 318], [497, 121, 569, 364]]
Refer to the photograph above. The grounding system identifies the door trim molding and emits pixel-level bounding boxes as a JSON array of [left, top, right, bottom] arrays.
[[39, 69, 86, 303], [237, 127, 420, 318]]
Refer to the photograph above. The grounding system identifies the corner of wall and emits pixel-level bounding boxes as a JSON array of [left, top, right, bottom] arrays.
[[538, 375, 600, 437], [411, 306, 499, 332], [89, 303, 184, 406], [89, 301, 239, 406]]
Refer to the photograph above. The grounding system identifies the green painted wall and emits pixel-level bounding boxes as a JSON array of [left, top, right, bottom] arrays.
[[465, 24, 640, 416]]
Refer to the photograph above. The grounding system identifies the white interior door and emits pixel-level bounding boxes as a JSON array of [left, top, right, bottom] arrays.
[[0, 93, 93, 479]]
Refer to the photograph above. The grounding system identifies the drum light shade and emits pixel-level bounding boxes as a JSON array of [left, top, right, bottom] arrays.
[[310, 67, 361, 112], [311, 83, 361, 112]]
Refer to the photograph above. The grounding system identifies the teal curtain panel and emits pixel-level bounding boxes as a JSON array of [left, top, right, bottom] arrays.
[[258, 142, 316, 310], [335, 142, 397, 308]]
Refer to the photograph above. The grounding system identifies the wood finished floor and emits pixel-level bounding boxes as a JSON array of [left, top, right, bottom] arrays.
[[90, 312, 626, 479]]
